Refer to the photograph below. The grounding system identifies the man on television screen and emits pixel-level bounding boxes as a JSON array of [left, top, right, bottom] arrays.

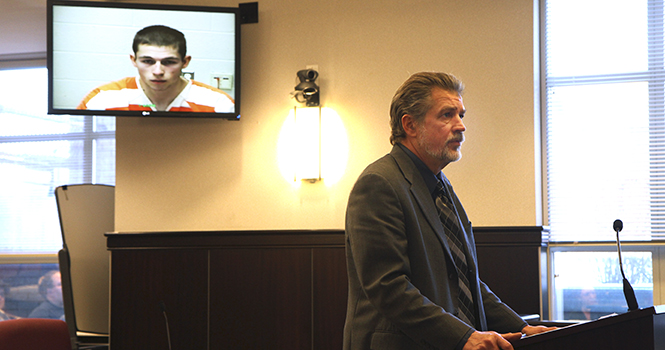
[[78, 25, 234, 113]]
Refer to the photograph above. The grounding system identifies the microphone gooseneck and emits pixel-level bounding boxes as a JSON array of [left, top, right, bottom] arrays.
[[613, 219, 639, 312], [159, 301, 173, 350]]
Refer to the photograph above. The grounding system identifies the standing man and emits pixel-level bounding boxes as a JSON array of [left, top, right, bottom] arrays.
[[343, 72, 553, 350], [78, 25, 234, 113]]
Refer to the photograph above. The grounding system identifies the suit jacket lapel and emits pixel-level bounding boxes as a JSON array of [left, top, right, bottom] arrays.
[[389, 146, 454, 260]]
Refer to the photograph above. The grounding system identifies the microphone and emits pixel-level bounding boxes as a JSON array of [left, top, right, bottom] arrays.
[[613, 219, 639, 311], [159, 301, 173, 350]]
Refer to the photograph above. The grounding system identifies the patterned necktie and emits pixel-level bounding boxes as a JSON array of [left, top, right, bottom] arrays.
[[434, 181, 476, 327]]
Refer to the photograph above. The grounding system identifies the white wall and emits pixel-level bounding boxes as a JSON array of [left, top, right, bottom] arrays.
[[0, 0, 45, 57], [1, 0, 543, 232]]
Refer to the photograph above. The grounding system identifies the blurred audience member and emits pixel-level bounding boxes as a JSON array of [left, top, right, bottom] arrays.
[[28, 270, 64, 319], [0, 282, 19, 321], [580, 287, 598, 320]]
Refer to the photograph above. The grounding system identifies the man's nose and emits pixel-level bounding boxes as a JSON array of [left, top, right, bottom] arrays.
[[152, 63, 164, 75], [453, 115, 466, 132]]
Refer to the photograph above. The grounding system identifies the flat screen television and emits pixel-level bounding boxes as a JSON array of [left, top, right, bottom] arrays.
[[47, 0, 241, 119]]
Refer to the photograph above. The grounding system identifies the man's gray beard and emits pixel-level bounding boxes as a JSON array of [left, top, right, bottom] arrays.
[[418, 129, 464, 164], [426, 146, 462, 164]]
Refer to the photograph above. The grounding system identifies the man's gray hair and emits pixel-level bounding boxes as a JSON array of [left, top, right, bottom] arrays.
[[389, 72, 464, 145]]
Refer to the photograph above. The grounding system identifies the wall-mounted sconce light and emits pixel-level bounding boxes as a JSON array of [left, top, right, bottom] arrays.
[[293, 106, 322, 182], [292, 69, 319, 107], [279, 69, 347, 186], [277, 107, 348, 187], [289, 69, 321, 182]]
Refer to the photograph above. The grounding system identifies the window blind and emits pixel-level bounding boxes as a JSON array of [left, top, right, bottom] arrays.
[[545, 0, 665, 241], [0, 67, 115, 253]]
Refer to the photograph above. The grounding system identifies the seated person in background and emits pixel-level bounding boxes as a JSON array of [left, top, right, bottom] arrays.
[[578, 287, 599, 320], [28, 270, 64, 320], [78, 25, 234, 113], [0, 282, 19, 321]]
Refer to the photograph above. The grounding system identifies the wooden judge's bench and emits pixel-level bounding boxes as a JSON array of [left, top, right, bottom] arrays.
[[106, 227, 665, 350]]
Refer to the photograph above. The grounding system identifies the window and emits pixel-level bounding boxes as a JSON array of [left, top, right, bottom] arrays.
[[0, 65, 115, 321], [544, 0, 664, 319], [0, 67, 115, 253], [549, 246, 654, 320]]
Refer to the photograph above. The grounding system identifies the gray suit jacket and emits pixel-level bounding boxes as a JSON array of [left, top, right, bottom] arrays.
[[343, 145, 526, 350]]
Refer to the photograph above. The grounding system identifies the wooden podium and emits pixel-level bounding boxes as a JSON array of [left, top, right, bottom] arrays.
[[513, 306, 665, 350]]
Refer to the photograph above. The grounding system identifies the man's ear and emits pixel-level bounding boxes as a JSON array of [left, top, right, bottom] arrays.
[[182, 55, 192, 69], [129, 54, 138, 68], [401, 114, 418, 137]]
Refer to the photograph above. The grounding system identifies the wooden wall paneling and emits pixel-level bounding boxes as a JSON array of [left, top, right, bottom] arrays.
[[209, 248, 312, 349], [312, 247, 348, 350], [110, 249, 208, 350], [476, 245, 541, 314], [474, 226, 549, 319]]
